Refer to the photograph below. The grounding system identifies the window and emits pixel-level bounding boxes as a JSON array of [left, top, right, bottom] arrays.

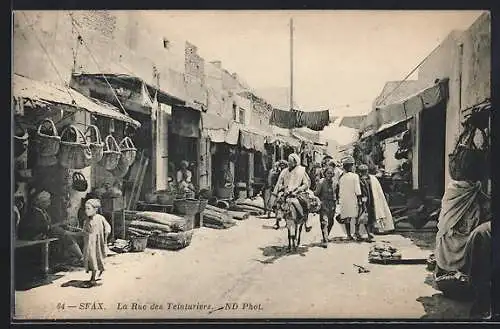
[[239, 107, 245, 124], [232, 103, 237, 121]]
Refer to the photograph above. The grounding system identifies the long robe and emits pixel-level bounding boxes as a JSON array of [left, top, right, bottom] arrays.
[[338, 172, 362, 219], [369, 175, 395, 232], [83, 214, 111, 272], [435, 180, 487, 272]]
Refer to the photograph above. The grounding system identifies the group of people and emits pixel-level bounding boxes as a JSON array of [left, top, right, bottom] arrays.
[[264, 152, 394, 248], [15, 190, 112, 287]]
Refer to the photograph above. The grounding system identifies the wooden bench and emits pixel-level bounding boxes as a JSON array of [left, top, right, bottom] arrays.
[[15, 238, 59, 276]]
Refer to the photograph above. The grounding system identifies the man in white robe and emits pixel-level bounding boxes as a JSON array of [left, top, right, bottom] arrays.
[[272, 153, 312, 231], [337, 156, 363, 240]]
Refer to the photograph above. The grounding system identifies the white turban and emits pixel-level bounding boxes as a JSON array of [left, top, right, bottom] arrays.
[[288, 153, 300, 165], [85, 198, 102, 209]]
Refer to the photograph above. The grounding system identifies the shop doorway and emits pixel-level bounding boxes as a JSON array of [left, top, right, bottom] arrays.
[[419, 102, 447, 199], [168, 127, 199, 187]]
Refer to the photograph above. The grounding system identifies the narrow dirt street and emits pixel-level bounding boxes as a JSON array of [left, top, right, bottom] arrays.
[[14, 215, 471, 320]]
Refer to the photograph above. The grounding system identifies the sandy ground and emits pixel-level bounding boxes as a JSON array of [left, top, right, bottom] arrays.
[[13, 214, 472, 320]]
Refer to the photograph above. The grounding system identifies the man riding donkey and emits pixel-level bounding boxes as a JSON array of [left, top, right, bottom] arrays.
[[272, 153, 314, 250]]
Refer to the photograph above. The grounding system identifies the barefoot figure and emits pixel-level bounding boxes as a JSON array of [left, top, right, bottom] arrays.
[[83, 199, 111, 287]]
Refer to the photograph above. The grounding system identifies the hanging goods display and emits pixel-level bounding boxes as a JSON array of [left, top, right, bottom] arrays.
[[35, 118, 61, 157], [448, 124, 489, 182], [72, 171, 88, 192], [118, 137, 137, 167], [98, 135, 121, 171], [111, 137, 136, 178], [14, 125, 29, 158], [58, 125, 93, 169], [85, 125, 104, 164]]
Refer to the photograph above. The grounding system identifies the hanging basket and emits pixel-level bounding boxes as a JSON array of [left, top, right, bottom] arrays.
[[85, 125, 104, 164], [72, 171, 88, 192], [98, 135, 121, 171], [449, 125, 489, 181], [35, 118, 61, 156], [14, 126, 29, 158], [58, 125, 93, 169], [118, 137, 137, 167]]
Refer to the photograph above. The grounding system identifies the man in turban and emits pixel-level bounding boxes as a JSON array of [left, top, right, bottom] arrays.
[[337, 156, 363, 240], [272, 153, 312, 231], [18, 190, 84, 266]]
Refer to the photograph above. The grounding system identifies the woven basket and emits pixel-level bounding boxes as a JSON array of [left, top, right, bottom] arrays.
[[98, 135, 121, 171], [85, 125, 104, 164], [147, 230, 193, 250], [58, 125, 93, 169], [118, 137, 137, 167], [216, 186, 233, 199], [198, 199, 208, 213], [434, 272, 472, 299], [129, 236, 148, 252], [36, 119, 61, 156], [174, 198, 200, 215]]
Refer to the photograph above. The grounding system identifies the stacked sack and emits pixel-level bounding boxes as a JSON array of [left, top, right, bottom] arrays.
[[127, 211, 194, 251], [368, 242, 402, 263]]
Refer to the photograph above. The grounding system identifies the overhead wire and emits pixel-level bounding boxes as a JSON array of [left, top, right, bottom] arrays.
[[19, 12, 80, 126], [68, 12, 130, 117]]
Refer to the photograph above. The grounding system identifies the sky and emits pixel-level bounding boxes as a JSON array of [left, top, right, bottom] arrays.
[[142, 10, 484, 119]]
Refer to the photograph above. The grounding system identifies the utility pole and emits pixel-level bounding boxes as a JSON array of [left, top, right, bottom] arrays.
[[290, 17, 294, 111]]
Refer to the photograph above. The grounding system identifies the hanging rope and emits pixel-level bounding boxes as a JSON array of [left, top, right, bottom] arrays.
[[68, 12, 129, 117]]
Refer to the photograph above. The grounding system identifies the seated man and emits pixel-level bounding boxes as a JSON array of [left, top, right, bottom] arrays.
[[18, 191, 84, 266], [272, 153, 312, 231]]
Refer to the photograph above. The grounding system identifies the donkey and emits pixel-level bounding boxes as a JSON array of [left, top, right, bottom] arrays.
[[279, 193, 308, 253]]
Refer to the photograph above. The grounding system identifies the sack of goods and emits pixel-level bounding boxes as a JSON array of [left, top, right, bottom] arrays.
[[202, 205, 237, 229], [126, 211, 194, 251], [368, 242, 402, 263]]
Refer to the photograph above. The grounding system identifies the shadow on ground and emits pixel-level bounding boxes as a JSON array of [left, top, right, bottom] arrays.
[[61, 280, 103, 289], [15, 274, 65, 291], [261, 224, 286, 230], [417, 293, 472, 319], [256, 245, 309, 264]]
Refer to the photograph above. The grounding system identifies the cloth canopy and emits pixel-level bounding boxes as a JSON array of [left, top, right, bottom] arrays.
[[239, 127, 270, 152], [12, 73, 141, 128], [269, 108, 330, 131], [362, 79, 449, 133]]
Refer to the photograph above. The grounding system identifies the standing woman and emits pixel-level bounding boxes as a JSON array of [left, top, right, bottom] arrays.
[[82, 199, 111, 287]]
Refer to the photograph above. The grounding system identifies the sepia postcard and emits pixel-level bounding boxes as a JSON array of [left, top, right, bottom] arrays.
[[11, 10, 493, 321]]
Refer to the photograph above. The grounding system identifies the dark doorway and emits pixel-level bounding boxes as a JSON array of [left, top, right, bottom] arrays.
[[419, 102, 447, 199]]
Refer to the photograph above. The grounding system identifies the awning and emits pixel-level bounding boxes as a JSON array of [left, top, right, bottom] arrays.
[[239, 126, 270, 152], [269, 134, 302, 148], [72, 73, 185, 107], [225, 121, 241, 145], [361, 78, 449, 133], [201, 112, 230, 143], [339, 115, 367, 129], [12, 74, 141, 128]]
